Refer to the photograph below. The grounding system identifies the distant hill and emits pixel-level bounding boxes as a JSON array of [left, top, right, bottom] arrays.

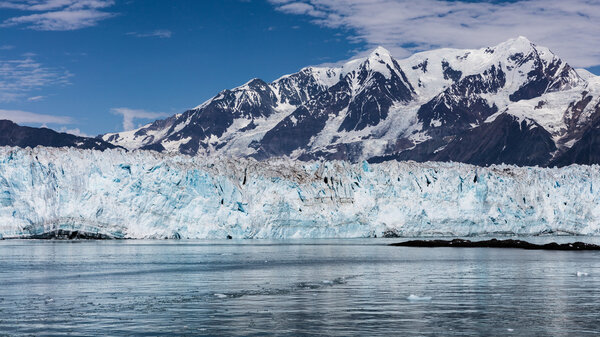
[[0, 120, 123, 151]]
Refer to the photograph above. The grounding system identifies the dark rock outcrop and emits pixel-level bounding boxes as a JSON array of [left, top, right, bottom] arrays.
[[0, 120, 123, 151], [390, 238, 600, 251]]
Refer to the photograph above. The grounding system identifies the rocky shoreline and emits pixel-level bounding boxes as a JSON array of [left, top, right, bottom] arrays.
[[390, 238, 600, 251]]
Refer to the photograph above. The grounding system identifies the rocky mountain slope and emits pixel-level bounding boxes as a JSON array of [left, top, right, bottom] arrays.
[[96, 37, 598, 167], [0, 120, 121, 151]]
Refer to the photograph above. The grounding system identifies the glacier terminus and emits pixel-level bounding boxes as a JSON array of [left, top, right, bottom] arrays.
[[1, 147, 598, 239]]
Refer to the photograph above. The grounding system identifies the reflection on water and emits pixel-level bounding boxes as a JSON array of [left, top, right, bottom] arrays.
[[1, 238, 600, 336]]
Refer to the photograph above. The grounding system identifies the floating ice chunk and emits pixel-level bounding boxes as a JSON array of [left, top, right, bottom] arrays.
[[407, 294, 432, 301], [507, 328, 514, 332], [214, 293, 228, 298], [576, 271, 589, 277]]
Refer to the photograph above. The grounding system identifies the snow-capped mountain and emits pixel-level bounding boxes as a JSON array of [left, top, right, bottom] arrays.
[[102, 37, 600, 167]]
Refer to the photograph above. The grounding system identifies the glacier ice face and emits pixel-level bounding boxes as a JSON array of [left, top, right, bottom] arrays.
[[0, 146, 599, 239]]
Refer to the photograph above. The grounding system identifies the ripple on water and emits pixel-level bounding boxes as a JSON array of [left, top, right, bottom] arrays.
[[1, 239, 600, 336]]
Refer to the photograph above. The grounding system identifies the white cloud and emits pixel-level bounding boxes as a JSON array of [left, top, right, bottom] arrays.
[[0, 109, 73, 124], [59, 126, 89, 137], [0, 0, 113, 11], [278, 2, 326, 17], [27, 95, 45, 101], [126, 29, 172, 39], [0, 45, 14, 50], [0, 55, 71, 102], [0, 109, 90, 136], [111, 107, 167, 131], [269, 0, 600, 68], [0, 0, 115, 30]]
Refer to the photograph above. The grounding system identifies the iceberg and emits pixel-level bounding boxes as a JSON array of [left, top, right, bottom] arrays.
[[407, 295, 432, 302], [0, 147, 599, 239]]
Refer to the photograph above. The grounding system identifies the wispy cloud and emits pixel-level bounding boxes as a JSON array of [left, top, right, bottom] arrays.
[[0, 0, 115, 30], [59, 126, 89, 137], [111, 107, 167, 131], [127, 29, 172, 39], [0, 55, 71, 102], [278, 2, 326, 17], [269, 0, 600, 68], [0, 109, 73, 124], [0, 45, 14, 50], [27, 95, 45, 101], [0, 110, 90, 136], [0, 0, 113, 11]]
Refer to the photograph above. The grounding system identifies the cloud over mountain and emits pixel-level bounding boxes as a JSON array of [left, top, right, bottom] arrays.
[[269, 0, 600, 68]]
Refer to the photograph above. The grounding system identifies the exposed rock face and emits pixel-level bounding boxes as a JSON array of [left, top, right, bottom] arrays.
[[430, 114, 557, 167]]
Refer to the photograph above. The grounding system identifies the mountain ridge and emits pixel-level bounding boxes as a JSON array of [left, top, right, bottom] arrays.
[[0, 120, 122, 152], [100, 36, 599, 167], [2, 37, 597, 167]]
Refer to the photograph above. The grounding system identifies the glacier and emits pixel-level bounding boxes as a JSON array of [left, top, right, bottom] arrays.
[[0, 146, 599, 239]]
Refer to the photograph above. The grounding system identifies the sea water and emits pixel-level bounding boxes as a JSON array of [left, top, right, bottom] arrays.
[[1, 238, 599, 336]]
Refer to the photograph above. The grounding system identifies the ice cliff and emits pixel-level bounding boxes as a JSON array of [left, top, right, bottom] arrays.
[[0, 147, 598, 239]]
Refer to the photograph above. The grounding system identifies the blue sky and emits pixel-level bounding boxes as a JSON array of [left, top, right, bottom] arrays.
[[1, 0, 599, 136]]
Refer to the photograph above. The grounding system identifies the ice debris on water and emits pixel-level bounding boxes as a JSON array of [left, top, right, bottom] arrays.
[[407, 294, 432, 301], [576, 271, 589, 277]]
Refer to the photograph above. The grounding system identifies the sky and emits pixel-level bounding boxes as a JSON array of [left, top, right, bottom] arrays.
[[1, 0, 599, 136]]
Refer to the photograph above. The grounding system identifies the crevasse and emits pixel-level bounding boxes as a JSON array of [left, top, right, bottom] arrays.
[[0, 147, 598, 239]]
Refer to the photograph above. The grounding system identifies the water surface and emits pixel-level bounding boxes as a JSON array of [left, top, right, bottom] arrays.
[[1, 238, 599, 336]]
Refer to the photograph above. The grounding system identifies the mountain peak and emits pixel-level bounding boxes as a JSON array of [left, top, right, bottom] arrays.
[[246, 78, 268, 87], [367, 46, 395, 66], [494, 36, 536, 54], [337, 46, 398, 79], [369, 46, 392, 58], [515, 35, 532, 43], [103, 38, 596, 167]]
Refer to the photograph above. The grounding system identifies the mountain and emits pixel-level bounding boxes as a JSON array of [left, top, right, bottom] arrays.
[[102, 37, 600, 167], [0, 120, 122, 151]]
